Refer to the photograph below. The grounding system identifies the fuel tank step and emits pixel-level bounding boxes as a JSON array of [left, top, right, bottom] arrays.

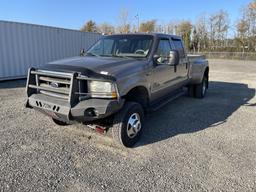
[[148, 88, 185, 112]]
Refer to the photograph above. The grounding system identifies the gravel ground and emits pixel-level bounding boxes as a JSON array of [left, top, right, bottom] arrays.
[[0, 59, 256, 192]]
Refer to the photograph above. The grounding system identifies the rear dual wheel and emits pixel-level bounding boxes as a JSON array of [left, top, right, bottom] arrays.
[[188, 76, 208, 98]]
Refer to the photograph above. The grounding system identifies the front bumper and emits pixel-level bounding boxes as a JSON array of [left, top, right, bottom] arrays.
[[26, 94, 124, 123], [25, 68, 123, 123]]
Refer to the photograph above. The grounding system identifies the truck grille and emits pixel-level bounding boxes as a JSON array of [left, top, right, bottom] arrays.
[[38, 76, 71, 99], [28, 70, 73, 101]]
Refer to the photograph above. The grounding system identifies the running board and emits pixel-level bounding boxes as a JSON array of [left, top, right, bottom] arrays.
[[148, 89, 185, 112]]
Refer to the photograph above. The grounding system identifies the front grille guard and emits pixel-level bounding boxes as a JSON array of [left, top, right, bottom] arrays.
[[26, 68, 116, 107]]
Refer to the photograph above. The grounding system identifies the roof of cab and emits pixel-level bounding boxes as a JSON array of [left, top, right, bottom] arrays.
[[105, 32, 182, 40]]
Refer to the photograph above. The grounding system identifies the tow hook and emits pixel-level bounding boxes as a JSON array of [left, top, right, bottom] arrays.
[[87, 124, 107, 134]]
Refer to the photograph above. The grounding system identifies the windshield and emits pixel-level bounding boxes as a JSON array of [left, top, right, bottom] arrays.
[[87, 35, 153, 58]]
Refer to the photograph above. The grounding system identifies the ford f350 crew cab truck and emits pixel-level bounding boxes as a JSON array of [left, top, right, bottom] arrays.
[[26, 33, 209, 147]]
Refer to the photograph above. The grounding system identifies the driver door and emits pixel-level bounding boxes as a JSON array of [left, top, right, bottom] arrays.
[[151, 38, 179, 101]]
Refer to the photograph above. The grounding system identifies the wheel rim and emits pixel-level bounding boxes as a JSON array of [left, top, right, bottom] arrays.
[[202, 78, 207, 95], [127, 113, 141, 138]]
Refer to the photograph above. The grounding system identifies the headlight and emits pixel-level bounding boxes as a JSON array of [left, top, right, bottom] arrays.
[[88, 81, 118, 98]]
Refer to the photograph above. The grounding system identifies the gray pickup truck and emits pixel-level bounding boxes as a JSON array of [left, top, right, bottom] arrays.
[[26, 33, 209, 147]]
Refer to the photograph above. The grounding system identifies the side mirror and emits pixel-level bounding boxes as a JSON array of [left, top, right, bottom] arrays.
[[80, 48, 85, 56], [169, 50, 179, 66], [153, 54, 161, 64]]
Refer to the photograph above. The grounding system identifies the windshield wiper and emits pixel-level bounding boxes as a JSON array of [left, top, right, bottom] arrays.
[[100, 54, 130, 59], [112, 55, 130, 59], [86, 52, 99, 57]]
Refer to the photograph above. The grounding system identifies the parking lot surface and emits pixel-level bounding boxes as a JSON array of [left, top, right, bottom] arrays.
[[0, 59, 256, 192]]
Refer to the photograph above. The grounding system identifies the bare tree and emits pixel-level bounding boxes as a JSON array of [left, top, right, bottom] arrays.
[[139, 20, 156, 32], [176, 21, 192, 50], [116, 8, 131, 33], [208, 10, 229, 50], [155, 24, 163, 33], [191, 27, 199, 52], [156, 21, 177, 34], [234, 0, 256, 51], [245, 1, 256, 50], [195, 15, 209, 52], [81, 20, 97, 32], [166, 21, 178, 34], [79, 1, 254, 52], [131, 24, 138, 33], [98, 23, 114, 34], [236, 19, 249, 52]]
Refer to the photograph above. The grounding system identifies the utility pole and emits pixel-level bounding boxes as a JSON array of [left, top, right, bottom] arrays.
[[174, 25, 177, 35], [135, 14, 140, 32]]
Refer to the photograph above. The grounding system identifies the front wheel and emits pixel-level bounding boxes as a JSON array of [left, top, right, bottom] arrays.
[[112, 102, 144, 148]]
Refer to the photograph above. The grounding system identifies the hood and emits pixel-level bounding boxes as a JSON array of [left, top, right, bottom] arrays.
[[42, 56, 146, 78]]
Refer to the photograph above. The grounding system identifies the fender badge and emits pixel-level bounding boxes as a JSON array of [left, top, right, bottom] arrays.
[[100, 71, 108, 75]]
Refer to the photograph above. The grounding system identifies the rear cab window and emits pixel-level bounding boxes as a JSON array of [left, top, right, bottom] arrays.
[[172, 38, 186, 59]]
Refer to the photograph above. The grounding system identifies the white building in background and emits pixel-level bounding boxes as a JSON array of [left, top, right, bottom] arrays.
[[0, 20, 101, 80]]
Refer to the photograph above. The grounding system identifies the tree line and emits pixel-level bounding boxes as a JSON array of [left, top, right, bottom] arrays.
[[81, 1, 256, 52]]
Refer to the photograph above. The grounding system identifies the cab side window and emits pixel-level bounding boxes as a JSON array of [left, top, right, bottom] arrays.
[[156, 39, 172, 64], [172, 39, 185, 59]]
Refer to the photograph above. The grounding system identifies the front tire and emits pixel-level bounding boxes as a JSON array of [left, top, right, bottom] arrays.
[[112, 102, 144, 148]]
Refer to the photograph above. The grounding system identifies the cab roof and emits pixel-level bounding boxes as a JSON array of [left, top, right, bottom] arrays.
[[106, 33, 182, 40]]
